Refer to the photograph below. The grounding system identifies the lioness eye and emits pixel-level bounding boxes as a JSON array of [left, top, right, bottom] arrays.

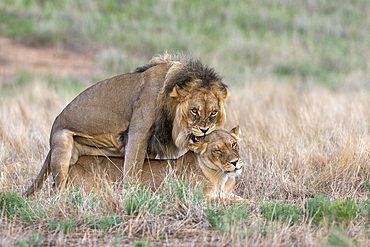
[[214, 149, 222, 154], [232, 142, 238, 149], [190, 108, 198, 115]]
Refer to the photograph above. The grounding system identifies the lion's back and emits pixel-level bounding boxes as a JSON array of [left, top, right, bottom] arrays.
[[51, 64, 170, 135]]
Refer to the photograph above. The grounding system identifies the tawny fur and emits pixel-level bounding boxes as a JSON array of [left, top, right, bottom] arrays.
[[24, 53, 228, 197], [68, 128, 245, 202]]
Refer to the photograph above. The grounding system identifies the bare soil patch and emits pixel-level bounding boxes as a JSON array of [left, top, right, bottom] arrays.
[[0, 37, 94, 79]]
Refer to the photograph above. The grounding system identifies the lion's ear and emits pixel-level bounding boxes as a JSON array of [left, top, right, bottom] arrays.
[[170, 85, 189, 99], [213, 86, 229, 101], [189, 142, 208, 155], [230, 125, 241, 140]]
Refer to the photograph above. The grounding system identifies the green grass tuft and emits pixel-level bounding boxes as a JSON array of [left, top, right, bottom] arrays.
[[14, 232, 45, 247], [304, 194, 332, 225], [49, 218, 77, 233], [365, 181, 370, 192], [360, 200, 369, 218], [205, 203, 249, 235], [330, 198, 360, 225], [0, 191, 28, 217], [124, 184, 159, 216], [67, 187, 83, 208], [305, 195, 360, 225], [157, 176, 204, 208], [86, 214, 122, 231], [133, 239, 156, 247], [320, 227, 360, 247], [0, 191, 45, 223], [260, 200, 302, 226]]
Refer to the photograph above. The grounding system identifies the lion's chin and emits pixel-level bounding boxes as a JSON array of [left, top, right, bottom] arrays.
[[192, 131, 206, 137], [190, 133, 203, 143]]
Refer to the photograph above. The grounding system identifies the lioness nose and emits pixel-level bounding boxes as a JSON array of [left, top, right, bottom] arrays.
[[200, 127, 209, 134], [230, 159, 238, 167]]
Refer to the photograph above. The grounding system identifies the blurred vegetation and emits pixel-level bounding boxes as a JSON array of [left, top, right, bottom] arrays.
[[260, 199, 302, 226], [205, 203, 249, 236], [0, 0, 369, 90], [14, 232, 45, 247], [0, 191, 45, 223]]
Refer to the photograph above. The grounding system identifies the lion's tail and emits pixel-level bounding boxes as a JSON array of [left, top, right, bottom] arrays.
[[23, 151, 51, 197]]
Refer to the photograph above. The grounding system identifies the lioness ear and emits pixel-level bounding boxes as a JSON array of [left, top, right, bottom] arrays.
[[170, 85, 189, 99], [189, 142, 208, 155], [230, 125, 241, 140]]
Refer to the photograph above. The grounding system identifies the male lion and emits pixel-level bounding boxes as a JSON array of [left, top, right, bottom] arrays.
[[68, 127, 245, 202], [24, 54, 228, 197]]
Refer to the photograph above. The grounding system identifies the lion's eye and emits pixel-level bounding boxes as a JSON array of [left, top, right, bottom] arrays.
[[210, 110, 218, 117], [214, 149, 222, 154], [190, 108, 198, 115], [232, 142, 238, 149]]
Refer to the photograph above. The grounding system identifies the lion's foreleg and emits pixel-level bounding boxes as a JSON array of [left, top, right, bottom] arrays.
[[50, 130, 75, 193], [123, 80, 158, 182], [124, 109, 156, 182], [124, 131, 151, 182]]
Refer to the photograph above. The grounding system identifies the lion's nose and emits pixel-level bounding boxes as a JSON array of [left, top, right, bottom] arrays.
[[200, 127, 209, 134], [230, 159, 238, 167]]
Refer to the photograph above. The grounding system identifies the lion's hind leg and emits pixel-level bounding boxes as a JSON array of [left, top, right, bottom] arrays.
[[50, 129, 76, 193]]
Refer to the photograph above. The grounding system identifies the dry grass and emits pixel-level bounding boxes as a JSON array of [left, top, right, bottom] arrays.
[[0, 77, 369, 246], [1, 0, 369, 244], [227, 83, 370, 201]]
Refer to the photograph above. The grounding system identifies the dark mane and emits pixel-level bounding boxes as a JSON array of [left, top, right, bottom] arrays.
[[146, 58, 228, 158], [147, 108, 175, 158], [134, 63, 157, 73], [163, 58, 226, 95]]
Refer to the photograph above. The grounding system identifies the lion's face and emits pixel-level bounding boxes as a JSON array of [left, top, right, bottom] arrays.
[[189, 126, 243, 177], [187, 90, 223, 137], [171, 82, 228, 148]]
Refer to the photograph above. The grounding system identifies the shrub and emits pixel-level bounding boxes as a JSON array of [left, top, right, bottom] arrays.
[[305, 195, 360, 225], [304, 194, 332, 225], [67, 187, 83, 208], [87, 214, 122, 231], [0, 191, 45, 222], [157, 176, 204, 208], [49, 219, 77, 233], [260, 200, 302, 226], [15, 232, 44, 247], [124, 185, 159, 216], [0, 191, 28, 217], [330, 198, 360, 224], [360, 200, 369, 218], [365, 181, 370, 192], [133, 239, 156, 247], [321, 227, 360, 247], [205, 203, 249, 235]]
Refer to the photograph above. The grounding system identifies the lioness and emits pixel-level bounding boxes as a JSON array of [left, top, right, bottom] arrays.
[[68, 127, 244, 202], [24, 54, 228, 197]]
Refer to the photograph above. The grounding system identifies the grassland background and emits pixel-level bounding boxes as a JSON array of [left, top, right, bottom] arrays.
[[0, 0, 369, 246]]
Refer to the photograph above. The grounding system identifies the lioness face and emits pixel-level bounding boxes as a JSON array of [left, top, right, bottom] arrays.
[[189, 126, 243, 177]]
